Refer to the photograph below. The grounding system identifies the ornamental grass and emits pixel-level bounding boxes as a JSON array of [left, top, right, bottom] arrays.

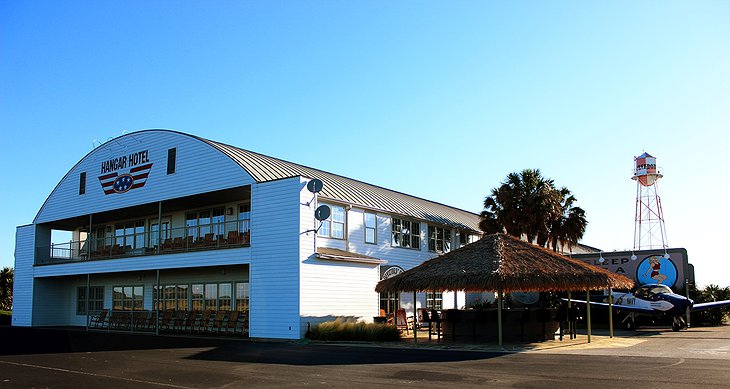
[[308, 318, 401, 342]]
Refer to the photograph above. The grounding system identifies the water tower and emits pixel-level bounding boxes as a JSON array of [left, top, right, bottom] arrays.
[[632, 152, 668, 250]]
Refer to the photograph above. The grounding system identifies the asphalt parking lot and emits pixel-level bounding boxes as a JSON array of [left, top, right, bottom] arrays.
[[0, 325, 729, 388]]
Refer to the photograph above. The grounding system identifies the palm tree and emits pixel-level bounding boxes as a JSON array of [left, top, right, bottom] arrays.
[[480, 169, 587, 251], [546, 188, 588, 252], [0, 267, 12, 311]]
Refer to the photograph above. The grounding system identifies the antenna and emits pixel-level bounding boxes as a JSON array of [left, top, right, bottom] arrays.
[[307, 178, 324, 194], [302, 178, 324, 206], [314, 205, 331, 221], [300, 179, 331, 235]]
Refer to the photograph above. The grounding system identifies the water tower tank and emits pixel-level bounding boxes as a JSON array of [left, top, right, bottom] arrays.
[[632, 152, 662, 186]]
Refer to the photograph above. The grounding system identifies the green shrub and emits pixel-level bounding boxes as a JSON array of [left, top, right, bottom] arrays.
[[0, 311, 11, 326], [308, 318, 401, 341]]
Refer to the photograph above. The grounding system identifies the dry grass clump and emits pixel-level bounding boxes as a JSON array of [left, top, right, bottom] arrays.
[[308, 318, 401, 342]]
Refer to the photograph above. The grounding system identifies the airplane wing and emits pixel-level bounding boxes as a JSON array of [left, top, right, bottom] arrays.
[[692, 300, 730, 311], [563, 298, 654, 314]]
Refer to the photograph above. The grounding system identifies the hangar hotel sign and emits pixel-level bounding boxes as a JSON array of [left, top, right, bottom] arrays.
[[98, 149, 153, 194]]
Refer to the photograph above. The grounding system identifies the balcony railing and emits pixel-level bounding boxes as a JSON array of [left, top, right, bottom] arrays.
[[37, 220, 250, 265]]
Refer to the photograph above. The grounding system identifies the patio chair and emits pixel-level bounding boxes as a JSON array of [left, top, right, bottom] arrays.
[[172, 310, 188, 331], [196, 310, 214, 333], [133, 310, 151, 330], [202, 233, 215, 248], [224, 310, 241, 334], [226, 231, 241, 245], [116, 311, 132, 330], [89, 309, 108, 328], [184, 236, 194, 250], [172, 237, 183, 251], [212, 310, 228, 333], [395, 308, 413, 335], [183, 310, 199, 332], [161, 238, 173, 252], [159, 308, 175, 330]]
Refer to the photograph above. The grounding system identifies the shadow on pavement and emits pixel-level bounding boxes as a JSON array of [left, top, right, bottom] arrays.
[[0, 326, 231, 355], [186, 341, 503, 365], [0, 326, 504, 365]]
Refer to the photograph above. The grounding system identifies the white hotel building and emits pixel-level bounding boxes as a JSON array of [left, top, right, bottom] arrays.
[[13, 130, 482, 339]]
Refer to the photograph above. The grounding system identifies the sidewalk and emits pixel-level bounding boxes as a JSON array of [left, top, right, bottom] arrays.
[[377, 328, 645, 353]]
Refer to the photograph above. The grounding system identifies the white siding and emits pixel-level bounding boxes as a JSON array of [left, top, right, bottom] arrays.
[[249, 177, 302, 339], [35, 130, 254, 224], [321, 208, 439, 271], [12, 225, 35, 327], [317, 207, 468, 315], [32, 277, 72, 326], [299, 187, 380, 334]]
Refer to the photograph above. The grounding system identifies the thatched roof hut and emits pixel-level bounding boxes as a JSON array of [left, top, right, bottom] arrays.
[[376, 233, 633, 294]]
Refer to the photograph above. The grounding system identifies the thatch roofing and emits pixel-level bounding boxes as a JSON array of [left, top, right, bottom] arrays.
[[376, 233, 634, 293]]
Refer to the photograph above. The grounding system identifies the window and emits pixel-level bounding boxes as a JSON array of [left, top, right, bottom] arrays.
[[113, 285, 144, 311], [318, 204, 345, 239], [428, 226, 451, 253], [459, 231, 473, 247], [364, 212, 376, 244], [79, 172, 86, 195], [77, 286, 104, 315], [205, 284, 218, 310], [191, 284, 204, 311], [150, 218, 170, 248], [160, 284, 189, 311], [155, 281, 247, 313], [391, 217, 420, 249], [235, 282, 249, 312], [238, 204, 251, 233], [114, 221, 145, 253], [167, 148, 176, 174], [187, 208, 226, 240], [426, 291, 443, 310], [219, 283, 232, 311], [91, 226, 108, 252], [379, 292, 399, 315]]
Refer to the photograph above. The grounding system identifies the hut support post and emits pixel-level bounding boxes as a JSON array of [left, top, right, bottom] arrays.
[[567, 291, 572, 338], [608, 288, 613, 338], [586, 290, 591, 343], [497, 287, 503, 347], [413, 291, 418, 344]]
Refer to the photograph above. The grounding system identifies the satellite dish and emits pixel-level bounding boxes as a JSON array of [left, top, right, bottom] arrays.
[[315, 205, 331, 221], [307, 178, 324, 194]]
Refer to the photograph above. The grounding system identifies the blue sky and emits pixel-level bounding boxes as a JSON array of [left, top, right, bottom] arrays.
[[1, 1, 729, 286]]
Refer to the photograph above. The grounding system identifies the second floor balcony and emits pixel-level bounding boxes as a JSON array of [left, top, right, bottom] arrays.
[[35, 186, 251, 266], [38, 220, 250, 265]]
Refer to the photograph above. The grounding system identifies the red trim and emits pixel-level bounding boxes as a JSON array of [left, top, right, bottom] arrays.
[[98, 173, 118, 180], [130, 163, 153, 173]]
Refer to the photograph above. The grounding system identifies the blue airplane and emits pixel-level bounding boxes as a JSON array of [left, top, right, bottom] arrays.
[[569, 284, 730, 331]]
